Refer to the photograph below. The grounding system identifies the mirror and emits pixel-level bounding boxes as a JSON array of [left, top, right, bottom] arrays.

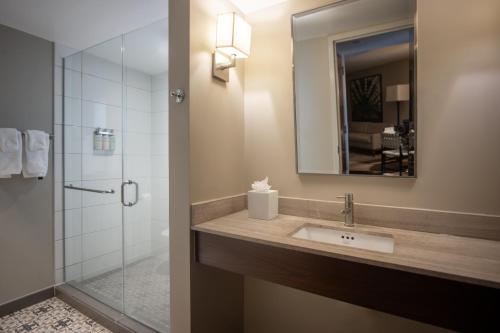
[[293, 0, 416, 177]]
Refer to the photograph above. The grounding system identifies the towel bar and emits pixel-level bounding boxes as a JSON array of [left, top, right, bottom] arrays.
[[64, 184, 115, 194], [20, 132, 54, 139]]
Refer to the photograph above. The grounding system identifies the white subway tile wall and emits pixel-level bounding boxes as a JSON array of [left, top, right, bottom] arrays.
[[54, 44, 169, 284], [82, 74, 122, 106], [150, 72, 169, 254], [83, 52, 122, 82], [82, 101, 123, 130]]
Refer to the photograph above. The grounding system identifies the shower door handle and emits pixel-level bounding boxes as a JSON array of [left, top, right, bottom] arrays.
[[121, 180, 139, 207]]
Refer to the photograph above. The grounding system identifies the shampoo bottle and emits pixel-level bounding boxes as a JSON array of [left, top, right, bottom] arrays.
[[102, 131, 110, 151], [94, 130, 103, 151]]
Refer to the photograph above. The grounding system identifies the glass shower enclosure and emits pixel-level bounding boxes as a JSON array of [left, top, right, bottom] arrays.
[[62, 19, 170, 332]]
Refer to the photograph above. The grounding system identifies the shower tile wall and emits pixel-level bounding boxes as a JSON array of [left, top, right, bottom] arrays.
[[150, 72, 169, 254], [124, 67, 153, 264], [54, 44, 169, 285]]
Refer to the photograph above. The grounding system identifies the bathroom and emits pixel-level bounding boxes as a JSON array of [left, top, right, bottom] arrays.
[[1, 0, 499, 332]]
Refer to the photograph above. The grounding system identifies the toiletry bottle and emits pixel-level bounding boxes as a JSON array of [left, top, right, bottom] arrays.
[[109, 129, 115, 151], [102, 130, 110, 151], [94, 130, 103, 151]]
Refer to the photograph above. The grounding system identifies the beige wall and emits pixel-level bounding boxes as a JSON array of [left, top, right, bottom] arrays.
[[189, 0, 246, 332], [190, 0, 246, 203], [189, 0, 500, 331], [169, 0, 191, 331], [242, 0, 500, 332], [244, 0, 500, 215], [245, 277, 450, 333]]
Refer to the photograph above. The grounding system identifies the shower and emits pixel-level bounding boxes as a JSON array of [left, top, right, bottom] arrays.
[[61, 18, 170, 332]]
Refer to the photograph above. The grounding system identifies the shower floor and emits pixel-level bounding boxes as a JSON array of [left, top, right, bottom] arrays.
[[76, 254, 170, 332]]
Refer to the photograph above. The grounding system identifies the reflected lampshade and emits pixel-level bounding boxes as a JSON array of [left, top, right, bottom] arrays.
[[216, 12, 252, 59], [386, 84, 410, 102]]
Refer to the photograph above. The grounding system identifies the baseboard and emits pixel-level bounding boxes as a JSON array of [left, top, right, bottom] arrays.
[[0, 287, 54, 317]]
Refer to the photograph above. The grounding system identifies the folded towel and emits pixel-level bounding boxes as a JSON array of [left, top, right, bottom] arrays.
[[384, 127, 396, 134], [0, 128, 19, 152], [27, 130, 50, 151], [22, 130, 50, 178], [0, 128, 22, 177]]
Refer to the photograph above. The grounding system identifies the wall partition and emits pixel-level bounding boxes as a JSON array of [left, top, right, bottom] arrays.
[[62, 19, 170, 332]]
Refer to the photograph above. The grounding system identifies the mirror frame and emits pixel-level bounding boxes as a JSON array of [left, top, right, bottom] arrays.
[[291, 0, 418, 178]]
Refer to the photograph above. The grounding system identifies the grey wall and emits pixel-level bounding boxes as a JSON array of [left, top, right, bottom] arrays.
[[0, 24, 54, 304]]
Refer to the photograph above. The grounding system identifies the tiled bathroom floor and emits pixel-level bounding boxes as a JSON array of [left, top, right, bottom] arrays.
[[0, 297, 111, 332], [76, 255, 170, 332]]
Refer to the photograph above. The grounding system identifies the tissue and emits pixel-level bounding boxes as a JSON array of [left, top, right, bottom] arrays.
[[248, 176, 278, 220], [251, 177, 271, 192]]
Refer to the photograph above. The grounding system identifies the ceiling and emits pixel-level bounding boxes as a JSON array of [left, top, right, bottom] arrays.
[[0, 0, 168, 50], [0, 0, 290, 51], [82, 19, 168, 75], [346, 43, 410, 72], [229, 0, 289, 14], [0, 0, 287, 52], [0, 0, 285, 74]]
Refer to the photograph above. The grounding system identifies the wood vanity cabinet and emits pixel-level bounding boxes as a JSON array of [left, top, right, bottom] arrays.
[[194, 231, 500, 333]]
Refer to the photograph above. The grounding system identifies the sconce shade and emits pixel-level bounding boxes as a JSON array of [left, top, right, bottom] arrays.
[[216, 12, 251, 59], [386, 84, 410, 102]]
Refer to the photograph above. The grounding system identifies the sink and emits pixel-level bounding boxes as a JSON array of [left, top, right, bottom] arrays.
[[291, 224, 394, 253]]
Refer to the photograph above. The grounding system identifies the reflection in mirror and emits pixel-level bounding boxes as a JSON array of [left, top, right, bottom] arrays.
[[293, 0, 416, 177]]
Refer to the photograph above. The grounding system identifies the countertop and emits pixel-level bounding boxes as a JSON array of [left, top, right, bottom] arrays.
[[192, 210, 500, 289]]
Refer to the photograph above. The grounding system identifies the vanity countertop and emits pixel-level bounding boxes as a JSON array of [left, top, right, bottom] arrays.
[[192, 210, 500, 289]]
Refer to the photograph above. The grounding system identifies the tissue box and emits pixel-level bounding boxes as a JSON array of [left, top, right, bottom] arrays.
[[248, 190, 278, 220]]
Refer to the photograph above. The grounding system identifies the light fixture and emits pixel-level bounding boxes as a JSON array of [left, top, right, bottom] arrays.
[[386, 84, 410, 125], [213, 12, 252, 82]]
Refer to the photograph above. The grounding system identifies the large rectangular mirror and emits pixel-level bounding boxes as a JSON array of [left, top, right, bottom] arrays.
[[293, 0, 416, 177]]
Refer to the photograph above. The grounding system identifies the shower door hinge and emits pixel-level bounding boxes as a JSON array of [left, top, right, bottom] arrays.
[[170, 89, 186, 103]]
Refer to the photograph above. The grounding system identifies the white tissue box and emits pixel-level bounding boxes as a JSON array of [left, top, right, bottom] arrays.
[[248, 190, 278, 220]]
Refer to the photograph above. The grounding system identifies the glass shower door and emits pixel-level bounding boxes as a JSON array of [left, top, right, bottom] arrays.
[[63, 35, 125, 311], [122, 19, 170, 332], [63, 19, 170, 333]]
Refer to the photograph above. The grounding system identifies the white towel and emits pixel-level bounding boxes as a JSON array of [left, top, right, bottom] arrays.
[[0, 128, 22, 177], [22, 130, 50, 178], [384, 127, 396, 134]]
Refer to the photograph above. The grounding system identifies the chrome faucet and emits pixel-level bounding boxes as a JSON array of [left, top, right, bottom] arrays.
[[337, 193, 354, 227]]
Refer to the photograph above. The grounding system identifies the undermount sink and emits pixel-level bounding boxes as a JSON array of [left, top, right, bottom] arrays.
[[291, 224, 394, 254]]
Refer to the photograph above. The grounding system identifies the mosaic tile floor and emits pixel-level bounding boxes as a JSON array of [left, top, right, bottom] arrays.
[[76, 255, 170, 332], [0, 297, 111, 333]]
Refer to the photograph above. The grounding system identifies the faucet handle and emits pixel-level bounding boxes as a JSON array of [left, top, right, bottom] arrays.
[[336, 193, 353, 201]]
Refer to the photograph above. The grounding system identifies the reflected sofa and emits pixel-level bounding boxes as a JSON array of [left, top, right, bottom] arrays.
[[348, 122, 389, 152]]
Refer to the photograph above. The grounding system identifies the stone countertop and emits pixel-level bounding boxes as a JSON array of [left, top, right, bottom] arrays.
[[192, 210, 500, 289]]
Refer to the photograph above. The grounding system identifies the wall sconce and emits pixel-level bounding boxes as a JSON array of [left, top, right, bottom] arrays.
[[213, 12, 252, 82]]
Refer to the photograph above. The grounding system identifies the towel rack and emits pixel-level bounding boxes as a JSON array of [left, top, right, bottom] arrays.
[[64, 184, 115, 194], [20, 131, 54, 139]]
